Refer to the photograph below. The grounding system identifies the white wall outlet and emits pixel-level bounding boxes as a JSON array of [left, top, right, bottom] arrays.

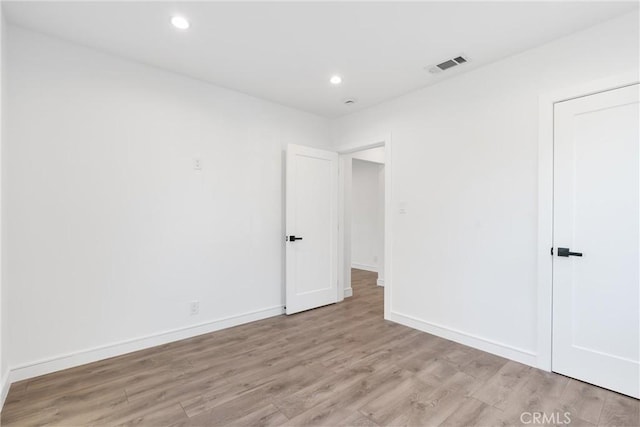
[[189, 301, 199, 316], [193, 158, 202, 171]]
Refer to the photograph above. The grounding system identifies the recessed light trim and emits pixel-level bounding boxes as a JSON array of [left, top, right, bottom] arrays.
[[171, 16, 190, 30], [330, 75, 342, 85]]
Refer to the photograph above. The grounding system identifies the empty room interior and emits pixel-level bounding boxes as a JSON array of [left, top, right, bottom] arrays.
[[0, 1, 639, 426]]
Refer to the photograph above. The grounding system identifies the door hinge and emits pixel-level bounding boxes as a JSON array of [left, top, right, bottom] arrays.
[[550, 247, 553, 256]]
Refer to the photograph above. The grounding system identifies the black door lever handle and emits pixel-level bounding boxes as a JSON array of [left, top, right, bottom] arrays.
[[557, 247, 582, 257], [288, 235, 303, 242]]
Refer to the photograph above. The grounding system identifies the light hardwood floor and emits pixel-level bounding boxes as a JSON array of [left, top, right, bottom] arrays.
[[2, 269, 638, 426]]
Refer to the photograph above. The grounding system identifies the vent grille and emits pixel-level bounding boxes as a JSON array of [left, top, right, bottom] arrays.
[[437, 59, 457, 70], [428, 55, 469, 74]]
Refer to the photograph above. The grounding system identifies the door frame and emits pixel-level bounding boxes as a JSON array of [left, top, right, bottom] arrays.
[[536, 71, 639, 371], [337, 134, 393, 319]]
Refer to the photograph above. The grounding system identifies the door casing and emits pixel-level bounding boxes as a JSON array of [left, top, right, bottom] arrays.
[[536, 71, 640, 371]]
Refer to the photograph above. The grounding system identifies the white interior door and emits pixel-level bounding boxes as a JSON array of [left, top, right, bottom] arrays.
[[553, 84, 639, 398], [286, 144, 338, 315]]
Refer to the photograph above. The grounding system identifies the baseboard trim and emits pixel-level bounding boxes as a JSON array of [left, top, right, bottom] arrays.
[[376, 279, 385, 287], [351, 263, 378, 273], [344, 287, 353, 298], [0, 372, 10, 411], [8, 305, 284, 385], [387, 311, 537, 367]]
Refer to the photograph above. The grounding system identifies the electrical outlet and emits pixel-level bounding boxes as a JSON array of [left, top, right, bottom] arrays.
[[189, 301, 199, 316], [193, 158, 202, 171]]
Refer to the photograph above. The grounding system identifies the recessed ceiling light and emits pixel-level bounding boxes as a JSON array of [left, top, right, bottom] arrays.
[[330, 75, 342, 85], [171, 16, 190, 30]]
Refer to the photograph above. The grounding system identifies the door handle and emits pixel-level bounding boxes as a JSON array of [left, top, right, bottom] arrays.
[[557, 247, 582, 257], [288, 235, 303, 242]]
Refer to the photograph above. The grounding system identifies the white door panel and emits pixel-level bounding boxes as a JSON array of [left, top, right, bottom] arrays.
[[286, 144, 338, 314], [553, 84, 639, 398]]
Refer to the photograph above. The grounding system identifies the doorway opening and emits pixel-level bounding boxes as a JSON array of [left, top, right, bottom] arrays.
[[349, 149, 385, 292], [284, 138, 391, 317], [338, 140, 391, 318]]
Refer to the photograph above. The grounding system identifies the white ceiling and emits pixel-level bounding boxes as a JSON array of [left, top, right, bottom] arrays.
[[4, 1, 637, 117]]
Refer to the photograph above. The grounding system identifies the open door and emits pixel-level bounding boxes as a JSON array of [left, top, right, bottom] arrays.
[[285, 144, 339, 314]]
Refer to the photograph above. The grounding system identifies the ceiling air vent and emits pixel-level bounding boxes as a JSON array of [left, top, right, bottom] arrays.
[[428, 55, 469, 74]]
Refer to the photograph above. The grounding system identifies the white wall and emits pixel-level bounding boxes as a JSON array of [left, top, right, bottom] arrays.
[[332, 11, 640, 366], [4, 25, 331, 376], [351, 159, 384, 272]]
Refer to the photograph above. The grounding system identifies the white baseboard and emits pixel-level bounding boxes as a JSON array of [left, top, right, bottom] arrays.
[[387, 311, 537, 368], [0, 371, 10, 411], [351, 263, 378, 273], [7, 305, 284, 385], [376, 278, 385, 287], [344, 287, 353, 298]]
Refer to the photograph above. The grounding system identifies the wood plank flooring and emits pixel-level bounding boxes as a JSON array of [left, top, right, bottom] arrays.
[[2, 269, 638, 426]]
